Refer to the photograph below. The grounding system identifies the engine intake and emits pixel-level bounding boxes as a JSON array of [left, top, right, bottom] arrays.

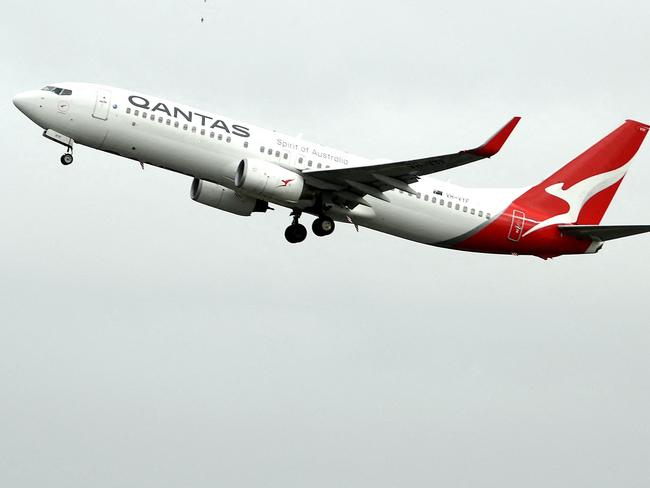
[[191, 179, 267, 216], [235, 158, 304, 203]]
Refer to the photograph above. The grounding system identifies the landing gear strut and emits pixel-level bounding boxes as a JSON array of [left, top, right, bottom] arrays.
[[312, 216, 335, 237], [285, 210, 307, 243], [43, 129, 75, 166]]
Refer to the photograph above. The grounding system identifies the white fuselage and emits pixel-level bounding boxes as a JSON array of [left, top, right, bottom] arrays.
[[15, 83, 525, 245]]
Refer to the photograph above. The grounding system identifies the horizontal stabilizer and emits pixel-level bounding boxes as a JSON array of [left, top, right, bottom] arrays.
[[559, 224, 650, 242]]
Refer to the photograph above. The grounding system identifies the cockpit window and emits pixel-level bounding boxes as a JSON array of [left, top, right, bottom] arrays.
[[42, 85, 62, 94], [41, 86, 72, 96]]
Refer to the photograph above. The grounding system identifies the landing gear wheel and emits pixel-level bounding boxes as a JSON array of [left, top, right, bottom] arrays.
[[312, 217, 335, 237], [285, 223, 307, 243], [60, 153, 73, 165]]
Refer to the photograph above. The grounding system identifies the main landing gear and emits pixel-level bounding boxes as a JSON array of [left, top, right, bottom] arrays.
[[284, 211, 336, 243], [312, 216, 335, 237], [285, 211, 308, 243]]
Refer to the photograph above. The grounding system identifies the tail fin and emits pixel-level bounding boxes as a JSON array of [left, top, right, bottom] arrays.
[[518, 120, 649, 234]]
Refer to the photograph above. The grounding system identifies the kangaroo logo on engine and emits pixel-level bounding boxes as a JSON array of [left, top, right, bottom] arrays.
[[278, 178, 295, 188]]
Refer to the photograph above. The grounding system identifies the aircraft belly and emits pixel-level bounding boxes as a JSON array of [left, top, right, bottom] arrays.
[[102, 125, 238, 186], [352, 196, 482, 244]]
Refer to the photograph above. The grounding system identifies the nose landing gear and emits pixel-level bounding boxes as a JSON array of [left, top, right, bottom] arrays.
[[60, 152, 73, 165], [285, 211, 307, 243], [42, 129, 74, 166]]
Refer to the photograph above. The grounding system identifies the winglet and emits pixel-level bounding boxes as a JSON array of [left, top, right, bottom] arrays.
[[469, 116, 521, 158]]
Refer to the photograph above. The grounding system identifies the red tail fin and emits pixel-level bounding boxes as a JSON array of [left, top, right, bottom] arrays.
[[517, 120, 649, 229]]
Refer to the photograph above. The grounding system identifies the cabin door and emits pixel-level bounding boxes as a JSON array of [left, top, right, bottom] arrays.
[[92, 88, 112, 120]]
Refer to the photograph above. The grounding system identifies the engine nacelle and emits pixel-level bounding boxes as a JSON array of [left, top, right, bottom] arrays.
[[235, 158, 304, 203], [190, 179, 268, 216]]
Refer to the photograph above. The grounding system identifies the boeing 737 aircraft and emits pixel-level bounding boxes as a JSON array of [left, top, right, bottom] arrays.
[[13, 82, 650, 258]]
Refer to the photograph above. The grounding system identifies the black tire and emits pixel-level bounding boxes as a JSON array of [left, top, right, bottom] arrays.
[[60, 154, 73, 165], [312, 217, 335, 237], [285, 223, 307, 243]]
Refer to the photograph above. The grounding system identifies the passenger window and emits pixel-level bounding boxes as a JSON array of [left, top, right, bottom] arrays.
[[191, 126, 196, 133], [463, 206, 467, 212], [174, 121, 179, 128], [471, 208, 475, 215], [142, 112, 147, 118], [317, 163, 322, 168], [308, 160, 313, 167], [210, 132, 214, 138], [455, 204, 460, 210], [284, 153, 288, 160], [166, 119, 171, 125], [158, 117, 163, 123], [244, 141, 248, 148], [200, 129, 205, 135], [424, 195, 429, 201], [417, 192, 421, 199], [448, 201, 452, 208], [440, 199, 444, 205], [226, 136, 231, 143], [298, 157, 303, 164], [260, 146, 265, 153], [218, 134, 223, 140], [478, 211, 483, 217], [134, 110, 139, 116], [486, 213, 491, 219], [432, 197, 436, 204], [275, 151, 280, 157], [326, 165, 330, 169], [267, 148, 272, 155], [150, 114, 155, 121], [183, 124, 188, 130], [126, 107, 131, 114]]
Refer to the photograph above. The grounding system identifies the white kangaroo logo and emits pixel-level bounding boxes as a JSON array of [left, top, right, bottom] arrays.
[[522, 163, 630, 237]]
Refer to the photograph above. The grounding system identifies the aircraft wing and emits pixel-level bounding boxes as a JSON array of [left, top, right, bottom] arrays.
[[302, 116, 521, 206]]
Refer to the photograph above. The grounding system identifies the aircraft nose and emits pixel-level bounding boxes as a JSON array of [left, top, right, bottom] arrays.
[[13, 90, 37, 115]]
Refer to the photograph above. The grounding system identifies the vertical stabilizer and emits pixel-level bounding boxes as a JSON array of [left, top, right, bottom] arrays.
[[517, 120, 649, 235]]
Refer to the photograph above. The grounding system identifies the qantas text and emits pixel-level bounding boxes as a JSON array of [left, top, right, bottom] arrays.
[[128, 95, 250, 138]]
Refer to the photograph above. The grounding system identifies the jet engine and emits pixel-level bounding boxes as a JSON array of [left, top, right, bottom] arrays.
[[190, 179, 268, 216], [235, 158, 305, 203]]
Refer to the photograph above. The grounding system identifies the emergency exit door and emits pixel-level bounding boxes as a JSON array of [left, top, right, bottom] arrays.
[[508, 210, 526, 242], [92, 88, 111, 120]]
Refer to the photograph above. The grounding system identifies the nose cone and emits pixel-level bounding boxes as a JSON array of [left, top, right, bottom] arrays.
[[13, 91, 31, 113], [13, 90, 41, 118]]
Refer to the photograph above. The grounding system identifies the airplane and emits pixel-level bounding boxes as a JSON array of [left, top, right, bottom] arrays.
[[12, 82, 650, 259]]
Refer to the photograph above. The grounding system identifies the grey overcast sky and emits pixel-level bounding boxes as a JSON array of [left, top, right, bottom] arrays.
[[1, 1, 650, 487]]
